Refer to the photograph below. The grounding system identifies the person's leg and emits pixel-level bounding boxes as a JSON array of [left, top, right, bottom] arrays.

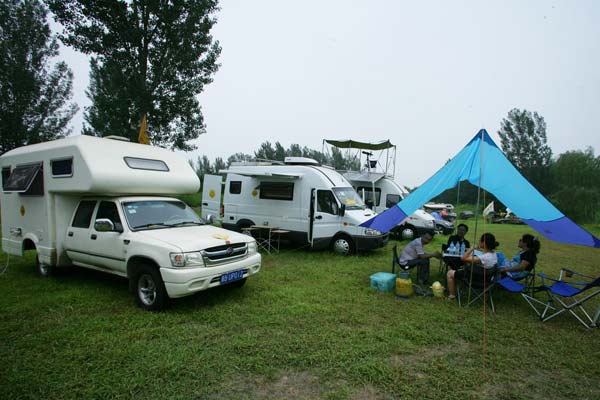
[[447, 270, 456, 297], [417, 259, 430, 284]]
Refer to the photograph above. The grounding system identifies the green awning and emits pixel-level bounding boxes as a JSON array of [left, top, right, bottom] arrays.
[[324, 139, 394, 151]]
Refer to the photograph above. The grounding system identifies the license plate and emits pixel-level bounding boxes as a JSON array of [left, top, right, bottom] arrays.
[[220, 269, 245, 285]]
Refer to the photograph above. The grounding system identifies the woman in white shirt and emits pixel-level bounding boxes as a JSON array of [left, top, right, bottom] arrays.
[[446, 232, 499, 299]]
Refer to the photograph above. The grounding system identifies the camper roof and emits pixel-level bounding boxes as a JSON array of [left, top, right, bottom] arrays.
[[343, 171, 387, 184]]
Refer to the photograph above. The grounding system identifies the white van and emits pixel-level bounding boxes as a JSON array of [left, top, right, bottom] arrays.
[[346, 171, 436, 240], [0, 136, 261, 310], [201, 157, 389, 255]]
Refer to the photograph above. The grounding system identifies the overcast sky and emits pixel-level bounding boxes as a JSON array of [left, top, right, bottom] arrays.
[[53, 0, 600, 187]]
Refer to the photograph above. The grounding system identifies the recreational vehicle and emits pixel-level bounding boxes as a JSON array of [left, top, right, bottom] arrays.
[[201, 157, 389, 255], [323, 139, 441, 240], [0, 136, 261, 310]]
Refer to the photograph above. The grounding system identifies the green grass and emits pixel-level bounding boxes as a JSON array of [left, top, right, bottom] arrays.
[[0, 221, 598, 399]]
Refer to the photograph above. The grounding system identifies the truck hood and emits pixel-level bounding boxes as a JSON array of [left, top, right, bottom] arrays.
[[136, 225, 252, 252]]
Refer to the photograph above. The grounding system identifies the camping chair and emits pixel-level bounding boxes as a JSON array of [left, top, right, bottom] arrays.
[[457, 264, 499, 313], [498, 268, 600, 328]]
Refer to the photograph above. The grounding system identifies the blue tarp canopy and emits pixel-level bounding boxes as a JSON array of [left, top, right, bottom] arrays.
[[361, 129, 600, 248]]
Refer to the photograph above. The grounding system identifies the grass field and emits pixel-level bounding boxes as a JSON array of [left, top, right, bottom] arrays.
[[0, 220, 598, 399]]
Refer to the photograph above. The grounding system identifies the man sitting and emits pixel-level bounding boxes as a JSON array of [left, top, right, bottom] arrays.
[[398, 232, 442, 284]]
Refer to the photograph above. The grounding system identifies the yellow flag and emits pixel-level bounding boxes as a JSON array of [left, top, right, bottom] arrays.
[[138, 114, 150, 145]]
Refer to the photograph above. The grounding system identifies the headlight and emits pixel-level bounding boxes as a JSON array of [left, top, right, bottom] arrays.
[[247, 241, 258, 254], [169, 251, 204, 267], [365, 228, 382, 236]]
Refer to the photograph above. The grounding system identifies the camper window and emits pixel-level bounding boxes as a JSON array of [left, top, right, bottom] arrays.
[[3, 163, 42, 194], [124, 157, 169, 172], [96, 201, 123, 231], [386, 194, 402, 208], [72, 201, 97, 228], [229, 181, 242, 194], [259, 182, 294, 201], [51, 158, 73, 177], [2, 167, 10, 189], [317, 190, 339, 215], [357, 186, 381, 207]]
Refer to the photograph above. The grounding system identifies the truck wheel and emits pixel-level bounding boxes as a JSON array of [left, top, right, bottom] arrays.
[[400, 225, 417, 241], [332, 235, 355, 256], [36, 255, 52, 277], [134, 266, 168, 311]]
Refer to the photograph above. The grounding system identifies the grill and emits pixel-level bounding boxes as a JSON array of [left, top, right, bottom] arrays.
[[202, 242, 247, 266]]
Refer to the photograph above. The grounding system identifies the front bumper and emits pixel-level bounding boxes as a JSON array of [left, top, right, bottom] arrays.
[[160, 253, 261, 298], [353, 233, 389, 252]]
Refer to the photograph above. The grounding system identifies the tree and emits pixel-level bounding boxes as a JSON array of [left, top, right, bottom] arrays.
[[0, 0, 77, 154], [498, 108, 553, 194], [47, 0, 221, 150], [550, 147, 600, 223]]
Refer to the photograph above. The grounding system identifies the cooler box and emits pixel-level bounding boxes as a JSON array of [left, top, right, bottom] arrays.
[[370, 272, 397, 292]]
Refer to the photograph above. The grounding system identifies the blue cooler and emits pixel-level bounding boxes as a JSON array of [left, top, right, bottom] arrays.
[[370, 272, 397, 292]]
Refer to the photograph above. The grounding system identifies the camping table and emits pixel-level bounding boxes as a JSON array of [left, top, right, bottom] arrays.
[[250, 225, 280, 254]]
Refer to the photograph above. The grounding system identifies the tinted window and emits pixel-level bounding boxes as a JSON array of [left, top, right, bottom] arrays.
[[229, 181, 241, 194], [72, 201, 97, 228], [259, 182, 294, 201], [386, 194, 402, 208], [124, 157, 169, 171], [317, 190, 339, 215], [51, 159, 73, 176], [3, 163, 42, 192], [96, 201, 123, 231], [2, 167, 11, 189]]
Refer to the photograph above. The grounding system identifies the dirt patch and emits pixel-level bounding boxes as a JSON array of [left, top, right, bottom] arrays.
[[226, 370, 390, 400]]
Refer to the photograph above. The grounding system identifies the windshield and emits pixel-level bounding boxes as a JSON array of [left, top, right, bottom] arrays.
[[332, 187, 365, 210], [122, 200, 203, 230]]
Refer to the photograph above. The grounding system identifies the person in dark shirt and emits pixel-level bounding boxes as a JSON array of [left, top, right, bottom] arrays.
[[500, 233, 540, 279], [443, 223, 470, 269]]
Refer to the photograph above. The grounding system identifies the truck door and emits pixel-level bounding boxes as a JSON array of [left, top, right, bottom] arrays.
[[312, 189, 341, 243], [201, 174, 223, 221], [65, 200, 127, 272]]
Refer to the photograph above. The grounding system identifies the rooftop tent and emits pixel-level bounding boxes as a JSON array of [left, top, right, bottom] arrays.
[[361, 129, 600, 248]]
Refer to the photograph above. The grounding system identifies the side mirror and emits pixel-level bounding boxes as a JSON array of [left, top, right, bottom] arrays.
[[338, 204, 346, 217], [205, 214, 215, 225], [95, 218, 115, 232]]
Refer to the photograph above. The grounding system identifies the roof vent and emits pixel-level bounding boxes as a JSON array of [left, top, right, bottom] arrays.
[[105, 135, 131, 142], [284, 157, 319, 165]]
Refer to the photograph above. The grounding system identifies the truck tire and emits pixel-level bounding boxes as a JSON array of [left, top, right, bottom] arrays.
[[134, 265, 168, 311], [400, 225, 417, 241], [36, 254, 52, 277], [332, 235, 355, 256]]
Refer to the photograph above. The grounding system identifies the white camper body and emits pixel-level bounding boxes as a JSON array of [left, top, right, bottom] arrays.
[[0, 136, 261, 310], [201, 158, 389, 255], [344, 171, 436, 240]]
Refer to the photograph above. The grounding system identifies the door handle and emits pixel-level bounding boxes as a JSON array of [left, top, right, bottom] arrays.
[[202, 202, 208, 206], [68, 231, 73, 237], [315, 215, 322, 220], [90, 234, 97, 240]]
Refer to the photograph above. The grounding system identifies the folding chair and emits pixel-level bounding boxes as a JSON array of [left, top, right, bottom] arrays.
[[457, 264, 499, 313]]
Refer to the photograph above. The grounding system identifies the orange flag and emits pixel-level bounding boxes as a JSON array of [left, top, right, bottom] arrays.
[[138, 114, 150, 145]]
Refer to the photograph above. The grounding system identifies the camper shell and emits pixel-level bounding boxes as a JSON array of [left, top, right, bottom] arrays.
[[323, 139, 440, 240], [201, 157, 388, 255], [0, 136, 261, 310]]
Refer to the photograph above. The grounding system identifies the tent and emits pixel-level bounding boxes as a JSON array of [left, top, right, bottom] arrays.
[[361, 129, 600, 248]]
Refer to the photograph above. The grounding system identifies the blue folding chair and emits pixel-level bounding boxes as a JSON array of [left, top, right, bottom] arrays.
[[498, 268, 600, 329]]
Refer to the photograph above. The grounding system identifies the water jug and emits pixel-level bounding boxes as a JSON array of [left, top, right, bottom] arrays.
[[396, 272, 414, 298]]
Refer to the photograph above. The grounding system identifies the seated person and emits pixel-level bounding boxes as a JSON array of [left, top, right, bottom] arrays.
[[500, 234, 540, 279], [446, 232, 499, 299], [443, 223, 470, 269], [398, 232, 442, 284]]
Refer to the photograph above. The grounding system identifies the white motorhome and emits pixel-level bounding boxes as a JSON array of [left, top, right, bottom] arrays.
[[201, 157, 389, 255], [323, 139, 440, 240], [0, 136, 261, 310]]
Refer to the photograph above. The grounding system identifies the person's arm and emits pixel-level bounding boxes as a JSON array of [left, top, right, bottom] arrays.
[[461, 246, 480, 264], [502, 259, 530, 272]]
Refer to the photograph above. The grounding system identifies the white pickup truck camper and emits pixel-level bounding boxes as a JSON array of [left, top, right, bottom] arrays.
[[0, 136, 261, 310], [201, 157, 389, 255]]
